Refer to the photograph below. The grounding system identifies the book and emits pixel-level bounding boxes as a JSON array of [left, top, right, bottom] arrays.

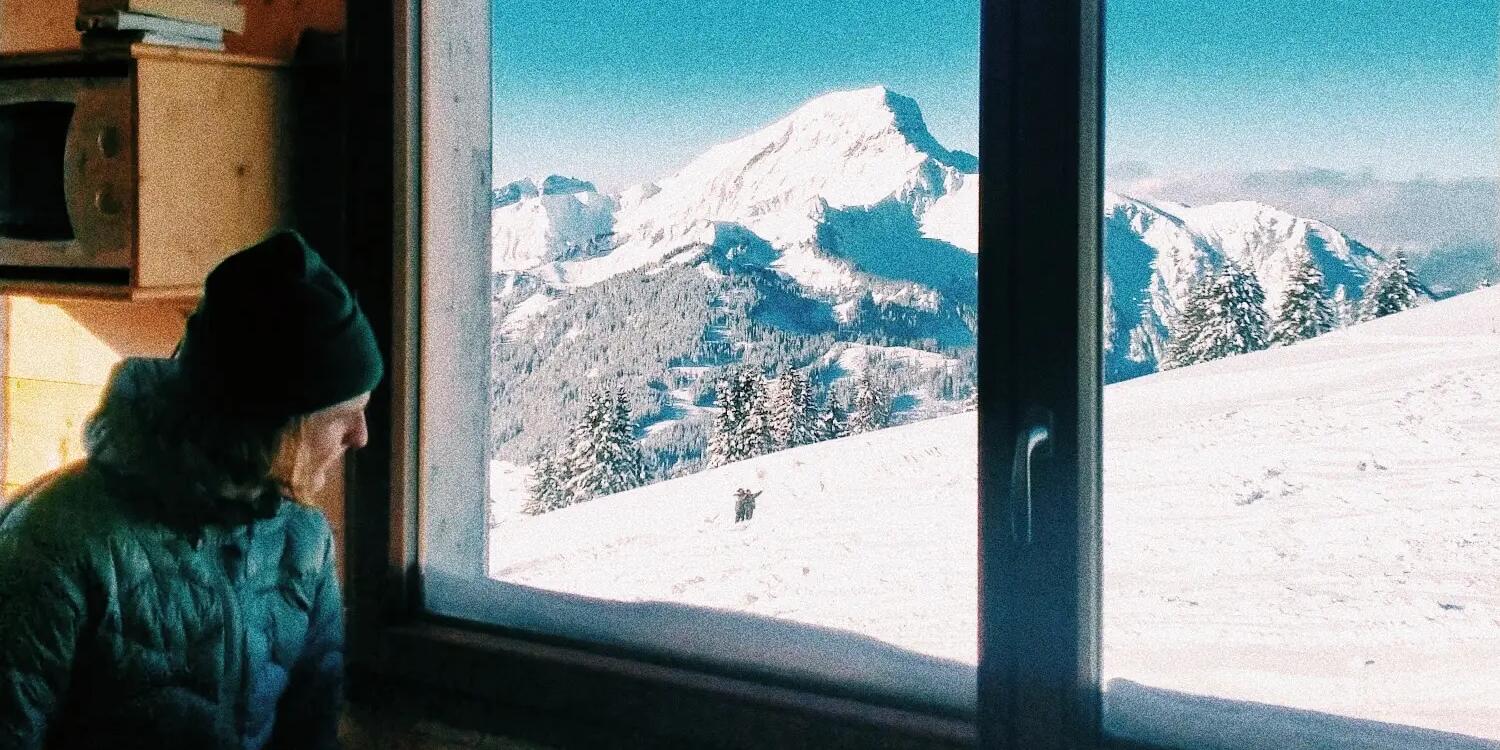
[[77, 11, 224, 42], [76, 0, 245, 34], [81, 31, 229, 52]]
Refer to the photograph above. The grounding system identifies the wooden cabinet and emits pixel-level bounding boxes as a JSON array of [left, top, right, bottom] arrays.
[[0, 45, 290, 300]]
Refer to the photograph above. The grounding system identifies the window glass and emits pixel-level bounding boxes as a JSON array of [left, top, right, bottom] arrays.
[[1102, 2, 1500, 746], [483, 0, 981, 708]]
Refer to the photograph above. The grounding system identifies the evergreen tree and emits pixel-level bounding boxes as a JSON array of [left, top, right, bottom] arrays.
[[1270, 252, 1335, 346], [790, 369, 819, 446], [561, 389, 647, 503], [740, 368, 773, 459], [815, 399, 847, 441], [708, 372, 743, 467], [559, 391, 611, 503], [848, 373, 892, 434], [522, 451, 570, 515], [1332, 285, 1356, 328], [1359, 252, 1422, 321], [1163, 262, 1270, 368], [767, 369, 818, 451], [603, 386, 648, 491], [766, 370, 797, 452], [709, 367, 771, 466]]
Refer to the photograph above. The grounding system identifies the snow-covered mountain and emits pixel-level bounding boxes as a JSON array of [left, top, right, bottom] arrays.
[[490, 287, 1500, 748], [488, 86, 1441, 474], [1102, 194, 1392, 379], [490, 87, 981, 470], [493, 86, 977, 293]]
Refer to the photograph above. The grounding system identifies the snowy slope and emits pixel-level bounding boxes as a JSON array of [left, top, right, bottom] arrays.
[[491, 287, 1500, 745]]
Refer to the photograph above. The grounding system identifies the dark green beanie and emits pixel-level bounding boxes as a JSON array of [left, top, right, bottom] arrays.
[[176, 229, 384, 420]]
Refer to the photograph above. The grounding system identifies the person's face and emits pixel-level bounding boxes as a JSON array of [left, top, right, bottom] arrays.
[[296, 393, 371, 494]]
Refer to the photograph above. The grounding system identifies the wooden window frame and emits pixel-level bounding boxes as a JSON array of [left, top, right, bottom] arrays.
[[339, 1, 1106, 748]]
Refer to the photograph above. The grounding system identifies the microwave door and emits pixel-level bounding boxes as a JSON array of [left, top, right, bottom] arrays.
[[0, 75, 132, 275]]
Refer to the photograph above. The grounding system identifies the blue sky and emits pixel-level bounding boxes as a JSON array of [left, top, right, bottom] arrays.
[[1107, 0, 1498, 182], [491, 0, 1496, 191], [491, 0, 979, 191]]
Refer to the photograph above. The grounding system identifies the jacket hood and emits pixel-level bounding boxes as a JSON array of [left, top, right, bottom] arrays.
[[85, 357, 287, 528]]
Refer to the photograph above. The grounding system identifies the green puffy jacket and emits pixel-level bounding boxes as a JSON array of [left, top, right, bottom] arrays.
[[0, 360, 343, 750]]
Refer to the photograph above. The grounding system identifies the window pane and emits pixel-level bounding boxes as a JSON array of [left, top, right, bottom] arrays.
[[1102, 3, 1499, 747], [481, 1, 979, 710]]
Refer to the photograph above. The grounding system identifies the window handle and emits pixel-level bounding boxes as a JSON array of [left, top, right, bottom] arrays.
[[1010, 409, 1053, 546]]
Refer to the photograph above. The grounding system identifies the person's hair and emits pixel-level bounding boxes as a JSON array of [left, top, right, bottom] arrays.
[[84, 364, 302, 523]]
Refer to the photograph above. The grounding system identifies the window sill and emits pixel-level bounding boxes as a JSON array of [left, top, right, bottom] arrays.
[[350, 619, 975, 749]]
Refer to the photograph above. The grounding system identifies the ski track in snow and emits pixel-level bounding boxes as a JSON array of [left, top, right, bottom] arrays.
[[489, 288, 1500, 744]]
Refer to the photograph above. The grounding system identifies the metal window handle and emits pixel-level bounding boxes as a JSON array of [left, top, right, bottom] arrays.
[[1010, 411, 1053, 545]]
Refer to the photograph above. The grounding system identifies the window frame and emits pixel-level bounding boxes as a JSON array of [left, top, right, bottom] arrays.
[[341, 0, 1106, 747]]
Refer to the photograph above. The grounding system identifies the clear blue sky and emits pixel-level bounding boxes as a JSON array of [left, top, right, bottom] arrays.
[[491, 1, 1497, 191], [491, 0, 980, 191], [1107, 0, 1498, 181]]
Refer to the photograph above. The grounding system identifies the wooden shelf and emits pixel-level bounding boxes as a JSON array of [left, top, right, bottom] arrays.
[[0, 43, 285, 71], [0, 279, 200, 302]]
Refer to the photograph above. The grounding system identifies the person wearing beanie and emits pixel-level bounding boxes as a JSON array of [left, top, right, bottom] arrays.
[[0, 229, 381, 750]]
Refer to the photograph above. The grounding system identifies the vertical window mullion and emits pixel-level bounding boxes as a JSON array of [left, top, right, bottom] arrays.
[[977, 1, 1102, 748]]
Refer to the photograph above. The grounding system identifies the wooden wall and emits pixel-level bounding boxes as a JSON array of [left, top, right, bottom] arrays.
[[0, 298, 188, 495]]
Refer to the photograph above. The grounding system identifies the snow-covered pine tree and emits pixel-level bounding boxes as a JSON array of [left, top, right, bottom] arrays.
[[603, 386, 648, 492], [1163, 262, 1271, 368], [559, 389, 646, 503], [788, 369, 819, 447], [1270, 252, 1335, 346], [740, 367, 773, 459], [709, 367, 770, 466], [1359, 251, 1422, 321], [815, 399, 847, 442], [1332, 285, 1355, 328], [522, 450, 570, 515], [767, 369, 819, 451], [766, 370, 798, 452], [559, 390, 611, 503], [847, 372, 892, 434], [708, 371, 742, 468], [1161, 288, 1206, 371]]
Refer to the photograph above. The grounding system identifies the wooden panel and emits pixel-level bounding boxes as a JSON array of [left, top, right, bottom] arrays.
[[134, 54, 292, 290], [5, 297, 122, 385], [3, 377, 101, 489], [0, 295, 186, 496], [4, 296, 184, 384], [0, 0, 80, 54]]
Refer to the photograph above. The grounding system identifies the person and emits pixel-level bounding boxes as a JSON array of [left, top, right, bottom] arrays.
[[0, 230, 382, 750]]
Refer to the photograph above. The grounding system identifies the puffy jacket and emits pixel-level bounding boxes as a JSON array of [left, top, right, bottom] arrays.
[[0, 360, 343, 750]]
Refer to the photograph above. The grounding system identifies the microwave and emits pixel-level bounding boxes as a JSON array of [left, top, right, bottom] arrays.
[[0, 46, 291, 300]]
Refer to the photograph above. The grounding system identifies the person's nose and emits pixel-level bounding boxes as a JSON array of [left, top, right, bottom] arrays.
[[347, 411, 370, 450]]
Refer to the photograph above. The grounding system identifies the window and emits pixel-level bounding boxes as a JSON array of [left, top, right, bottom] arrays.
[[354, 0, 1099, 747], [432, 0, 984, 716], [349, 1, 1500, 748], [1098, 3, 1500, 748]]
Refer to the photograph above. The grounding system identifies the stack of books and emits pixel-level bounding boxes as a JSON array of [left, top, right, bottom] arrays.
[[76, 0, 245, 52]]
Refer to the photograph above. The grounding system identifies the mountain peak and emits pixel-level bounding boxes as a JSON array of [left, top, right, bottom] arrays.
[[780, 86, 970, 171]]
